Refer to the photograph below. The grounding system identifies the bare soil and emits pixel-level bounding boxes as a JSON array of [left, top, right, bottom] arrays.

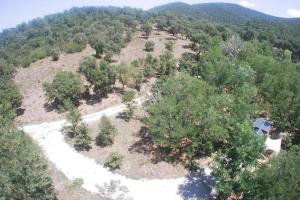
[[80, 107, 189, 179], [14, 29, 192, 125]]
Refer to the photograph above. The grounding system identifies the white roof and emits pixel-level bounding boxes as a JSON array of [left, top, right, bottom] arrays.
[[265, 137, 282, 153]]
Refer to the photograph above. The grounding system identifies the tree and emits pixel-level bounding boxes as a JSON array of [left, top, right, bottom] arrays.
[[145, 41, 155, 52], [143, 54, 158, 78], [156, 20, 166, 35], [96, 115, 117, 146], [117, 63, 132, 88], [50, 48, 59, 61], [158, 51, 177, 76], [0, 128, 56, 199], [213, 121, 264, 199], [131, 67, 144, 91], [190, 32, 211, 59], [73, 123, 92, 151], [80, 57, 116, 96], [141, 23, 152, 38], [146, 74, 231, 163], [165, 41, 174, 52], [245, 145, 300, 200], [222, 35, 245, 59], [43, 71, 84, 108], [0, 78, 22, 126], [122, 90, 136, 121], [89, 35, 106, 58], [104, 152, 124, 171], [65, 106, 92, 151]]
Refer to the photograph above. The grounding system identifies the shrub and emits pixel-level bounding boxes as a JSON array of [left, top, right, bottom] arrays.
[[145, 41, 155, 52], [165, 41, 174, 51], [43, 71, 84, 109], [104, 152, 124, 171], [74, 123, 92, 151], [50, 48, 60, 61], [65, 42, 85, 53], [122, 90, 135, 103], [96, 115, 117, 146], [31, 49, 49, 61]]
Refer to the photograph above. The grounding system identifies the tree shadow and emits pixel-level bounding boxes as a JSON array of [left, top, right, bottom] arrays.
[[43, 101, 58, 112], [74, 143, 92, 151], [128, 126, 177, 164], [179, 168, 216, 200], [183, 44, 192, 49], [16, 108, 25, 116], [85, 94, 103, 106], [139, 34, 149, 40]]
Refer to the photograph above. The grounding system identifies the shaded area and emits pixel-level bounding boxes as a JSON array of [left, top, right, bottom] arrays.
[[129, 126, 180, 164], [179, 169, 216, 200]]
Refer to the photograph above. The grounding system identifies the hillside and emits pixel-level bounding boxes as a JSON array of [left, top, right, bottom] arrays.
[[149, 2, 300, 25], [149, 2, 300, 60]]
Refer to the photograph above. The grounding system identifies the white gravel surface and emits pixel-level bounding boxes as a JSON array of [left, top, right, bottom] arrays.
[[23, 97, 214, 200]]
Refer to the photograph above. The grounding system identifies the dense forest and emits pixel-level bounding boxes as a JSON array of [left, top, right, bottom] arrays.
[[0, 3, 300, 199]]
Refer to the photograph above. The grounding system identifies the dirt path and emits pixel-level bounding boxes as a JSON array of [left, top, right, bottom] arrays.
[[24, 98, 215, 200], [14, 30, 192, 125]]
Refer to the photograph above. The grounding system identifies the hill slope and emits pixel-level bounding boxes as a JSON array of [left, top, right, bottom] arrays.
[[149, 2, 300, 25]]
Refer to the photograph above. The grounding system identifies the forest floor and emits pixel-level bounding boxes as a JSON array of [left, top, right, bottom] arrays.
[[14, 29, 192, 125]]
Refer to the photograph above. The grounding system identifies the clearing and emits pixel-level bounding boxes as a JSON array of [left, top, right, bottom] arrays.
[[14, 28, 192, 125]]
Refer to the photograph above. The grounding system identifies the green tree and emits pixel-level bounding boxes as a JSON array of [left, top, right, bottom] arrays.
[[104, 152, 124, 171], [96, 115, 117, 146], [66, 106, 92, 151], [159, 51, 177, 76], [0, 128, 56, 200], [146, 74, 231, 163], [80, 57, 116, 96], [165, 41, 174, 52], [141, 23, 152, 38], [50, 48, 59, 61], [190, 32, 211, 59], [145, 41, 155, 52], [89, 35, 106, 58], [222, 35, 245, 59], [213, 121, 264, 199], [245, 145, 300, 200], [0, 78, 23, 126], [43, 71, 84, 108], [122, 90, 136, 121]]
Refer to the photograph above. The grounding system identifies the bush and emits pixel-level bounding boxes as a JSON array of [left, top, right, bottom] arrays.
[[143, 54, 158, 78], [0, 78, 22, 126], [122, 90, 135, 103], [80, 57, 116, 96], [50, 48, 59, 61], [43, 71, 84, 109], [104, 152, 124, 171], [145, 41, 155, 52], [65, 42, 85, 53], [65, 106, 92, 151], [74, 123, 92, 151], [31, 49, 49, 61], [96, 115, 117, 146], [165, 41, 174, 51]]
